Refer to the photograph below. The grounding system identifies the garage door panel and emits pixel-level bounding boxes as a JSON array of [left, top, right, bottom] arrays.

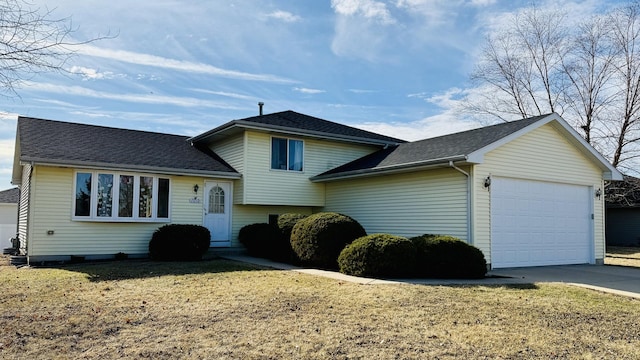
[[491, 178, 592, 268]]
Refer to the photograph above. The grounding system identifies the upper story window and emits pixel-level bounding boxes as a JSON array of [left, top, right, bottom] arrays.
[[271, 137, 304, 171], [73, 171, 170, 222]]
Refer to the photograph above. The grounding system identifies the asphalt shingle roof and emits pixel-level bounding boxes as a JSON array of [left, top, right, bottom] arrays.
[[314, 114, 549, 179], [0, 187, 19, 203], [17, 117, 238, 175], [195, 110, 406, 145]]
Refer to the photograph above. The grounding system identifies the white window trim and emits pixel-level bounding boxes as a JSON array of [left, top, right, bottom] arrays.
[[72, 170, 171, 223], [270, 136, 305, 173]]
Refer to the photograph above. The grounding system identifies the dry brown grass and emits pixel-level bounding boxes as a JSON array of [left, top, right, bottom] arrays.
[[606, 246, 640, 268], [1, 257, 639, 359]]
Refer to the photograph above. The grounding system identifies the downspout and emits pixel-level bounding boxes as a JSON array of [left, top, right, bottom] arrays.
[[449, 161, 472, 244], [25, 162, 33, 266]]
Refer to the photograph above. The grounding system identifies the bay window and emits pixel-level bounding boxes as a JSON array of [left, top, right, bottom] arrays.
[[73, 171, 170, 221]]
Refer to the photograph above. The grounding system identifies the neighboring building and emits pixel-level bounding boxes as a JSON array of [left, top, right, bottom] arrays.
[[605, 176, 640, 247], [11, 111, 622, 268], [0, 187, 18, 249]]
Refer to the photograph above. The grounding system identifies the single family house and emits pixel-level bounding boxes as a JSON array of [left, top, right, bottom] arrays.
[[11, 110, 622, 268]]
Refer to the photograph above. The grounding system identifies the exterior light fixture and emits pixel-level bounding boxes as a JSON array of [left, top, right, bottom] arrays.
[[484, 176, 491, 189], [595, 188, 602, 199], [193, 184, 199, 194]]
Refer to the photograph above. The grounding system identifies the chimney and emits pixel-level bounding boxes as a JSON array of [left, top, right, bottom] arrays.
[[258, 102, 264, 116]]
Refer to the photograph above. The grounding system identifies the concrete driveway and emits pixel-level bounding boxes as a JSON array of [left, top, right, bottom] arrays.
[[488, 264, 640, 299]]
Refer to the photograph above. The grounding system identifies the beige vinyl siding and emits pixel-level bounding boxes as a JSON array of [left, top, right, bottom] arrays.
[[243, 131, 378, 206], [17, 163, 31, 254], [209, 133, 245, 204], [324, 168, 468, 240], [27, 166, 207, 257], [230, 204, 313, 247], [474, 123, 605, 265]]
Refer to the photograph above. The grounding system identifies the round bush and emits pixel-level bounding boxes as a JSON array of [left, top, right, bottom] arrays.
[[149, 224, 210, 261], [273, 213, 308, 263], [290, 212, 366, 269], [277, 213, 308, 242], [238, 223, 280, 258], [338, 233, 416, 277], [410, 234, 487, 279]]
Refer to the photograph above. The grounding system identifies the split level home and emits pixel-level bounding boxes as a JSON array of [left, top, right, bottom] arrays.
[[11, 110, 622, 268]]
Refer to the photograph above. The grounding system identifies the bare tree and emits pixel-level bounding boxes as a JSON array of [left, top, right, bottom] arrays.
[[561, 16, 617, 145], [606, 176, 640, 206], [469, 5, 566, 122], [0, 0, 106, 98], [607, 1, 640, 171], [467, 1, 640, 174]]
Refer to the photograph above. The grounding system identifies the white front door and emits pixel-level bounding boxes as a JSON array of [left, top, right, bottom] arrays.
[[203, 181, 232, 247]]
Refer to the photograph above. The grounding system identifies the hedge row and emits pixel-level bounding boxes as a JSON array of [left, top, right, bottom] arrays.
[[338, 234, 487, 279], [238, 213, 486, 278]]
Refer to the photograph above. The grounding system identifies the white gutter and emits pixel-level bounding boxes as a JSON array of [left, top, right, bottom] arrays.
[[19, 159, 242, 179], [449, 161, 473, 245], [26, 161, 33, 266], [311, 155, 469, 182]]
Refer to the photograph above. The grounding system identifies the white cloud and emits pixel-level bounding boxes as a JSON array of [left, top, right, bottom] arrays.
[[189, 88, 256, 100], [469, 0, 496, 6], [355, 86, 486, 141], [331, 0, 396, 24], [68, 111, 112, 118], [25, 82, 245, 110], [0, 139, 15, 159], [76, 44, 297, 84], [68, 66, 115, 80], [355, 114, 479, 141], [330, 0, 399, 61], [395, 0, 462, 27], [0, 112, 19, 121], [293, 87, 326, 94], [135, 74, 162, 81], [265, 10, 301, 23]]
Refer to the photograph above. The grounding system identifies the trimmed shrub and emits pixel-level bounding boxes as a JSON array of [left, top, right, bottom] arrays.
[[338, 233, 416, 277], [273, 213, 309, 263], [290, 212, 366, 269], [410, 234, 487, 279], [149, 224, 210, 261], [238, 223, 281, 258], [277, 213, 309, 242]]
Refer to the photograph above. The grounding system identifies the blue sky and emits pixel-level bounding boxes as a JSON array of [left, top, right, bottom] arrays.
[[0, 0, 623, 188]]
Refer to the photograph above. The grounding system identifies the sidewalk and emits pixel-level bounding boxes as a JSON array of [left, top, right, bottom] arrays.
[[221, 255, 532, 286], [221, 255, 640, 299]]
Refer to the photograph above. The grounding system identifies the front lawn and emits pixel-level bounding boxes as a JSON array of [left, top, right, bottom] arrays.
[[1, 257, 639, 359]]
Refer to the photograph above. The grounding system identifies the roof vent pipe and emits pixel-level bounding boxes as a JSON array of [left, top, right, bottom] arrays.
[[258, 102, 264, 116]]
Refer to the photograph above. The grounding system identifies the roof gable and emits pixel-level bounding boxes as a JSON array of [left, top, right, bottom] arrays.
[[13, 117, 240, 181], [312, 113, 623, 181], [190, 110, 406, 146]]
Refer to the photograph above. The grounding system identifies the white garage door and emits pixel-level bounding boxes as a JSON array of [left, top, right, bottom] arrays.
[[491, 177, 592, 268]]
